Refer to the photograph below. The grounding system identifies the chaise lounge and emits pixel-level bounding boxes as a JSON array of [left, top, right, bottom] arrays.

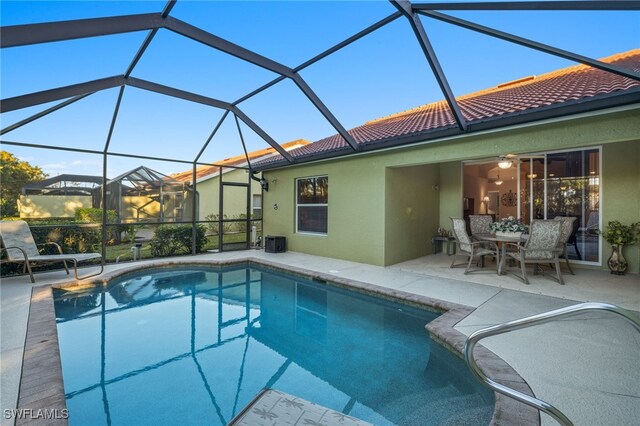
[[0, 220, 103, 283]]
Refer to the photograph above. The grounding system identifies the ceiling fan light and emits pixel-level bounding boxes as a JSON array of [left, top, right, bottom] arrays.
[[498, 158, 513, 169]]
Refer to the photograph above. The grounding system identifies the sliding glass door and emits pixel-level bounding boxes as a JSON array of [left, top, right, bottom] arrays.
[[464, 147, 601, 264], [520, 149, 600, 262]]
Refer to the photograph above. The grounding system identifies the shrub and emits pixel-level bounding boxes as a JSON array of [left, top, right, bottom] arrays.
[[204, 213, 233, 235], [204, 213, 256, 234], [75, 208, 132, 244], [24, 218, 102, 254], [149, 224, 207, 257], [598, 221, 640, 246], [75, 207, 118, 223], [235, 213, 248, 233]]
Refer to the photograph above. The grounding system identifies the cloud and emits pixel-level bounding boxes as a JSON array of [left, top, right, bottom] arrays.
[[41, 160, 100, 177], [71, 159, 99, 166], [42, 163, 68, 170]]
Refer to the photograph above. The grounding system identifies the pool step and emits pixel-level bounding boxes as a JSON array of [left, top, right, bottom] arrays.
[[229, 388, 372, 426], [395, 392, 492, 425], [374, 384, 491, 425]]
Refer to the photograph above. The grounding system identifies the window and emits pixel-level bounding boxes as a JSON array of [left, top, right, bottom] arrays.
[[296, 176, 328, 234], [252, 194, 262, 219]]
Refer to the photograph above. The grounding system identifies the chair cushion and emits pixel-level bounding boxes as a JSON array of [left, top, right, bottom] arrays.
[[0, 220, 40, 259], [30, 253, 102, 262], [470, 215, 493, 235], [525, 249, 555, 260], [451, 218, 472, 252], [553, 216, 577, 247], [524, 220, 561, 260], [475, 248, 496, 257]]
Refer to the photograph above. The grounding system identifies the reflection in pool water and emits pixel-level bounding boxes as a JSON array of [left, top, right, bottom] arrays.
[[54, 265, 493, 425]]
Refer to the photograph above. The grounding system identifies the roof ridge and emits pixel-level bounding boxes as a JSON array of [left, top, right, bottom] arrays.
[[530, 48, 640, 83], [171, 139, 311, 181], [365, 101, 448, 125], [366, 48, 640, 125]]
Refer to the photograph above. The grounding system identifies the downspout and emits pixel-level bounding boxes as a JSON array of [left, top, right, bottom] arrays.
[[250, 171, 268, 192]]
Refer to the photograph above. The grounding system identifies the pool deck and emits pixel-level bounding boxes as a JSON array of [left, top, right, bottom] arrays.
[[1, 250, 639, 425]]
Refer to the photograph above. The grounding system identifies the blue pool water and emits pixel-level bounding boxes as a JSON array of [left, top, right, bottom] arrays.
[[53, 264, 494, 425]]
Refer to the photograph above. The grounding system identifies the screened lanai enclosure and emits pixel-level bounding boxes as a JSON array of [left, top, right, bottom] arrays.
[[1, 1, 638, 269], [18, 167, 194, 223], [98, 166, 195, 223]]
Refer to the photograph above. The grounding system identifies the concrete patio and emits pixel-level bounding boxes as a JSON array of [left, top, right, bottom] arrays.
[[1, 250, 638, 426]]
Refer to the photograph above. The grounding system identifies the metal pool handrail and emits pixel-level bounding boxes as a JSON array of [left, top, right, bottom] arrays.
[[464, 302, 640, 426]]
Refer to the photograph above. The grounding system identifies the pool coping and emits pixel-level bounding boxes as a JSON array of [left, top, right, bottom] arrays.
[[18, 257, 539, 425]]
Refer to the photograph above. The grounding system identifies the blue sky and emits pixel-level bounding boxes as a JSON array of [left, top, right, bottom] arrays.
[[1, 0, 638, 177]]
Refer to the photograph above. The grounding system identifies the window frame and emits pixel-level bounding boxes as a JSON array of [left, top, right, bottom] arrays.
[[295, 175, 328, 236], [252, 193, 262, 218]]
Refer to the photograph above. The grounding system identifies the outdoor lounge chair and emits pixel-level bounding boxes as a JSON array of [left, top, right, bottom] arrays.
[[450, 217, 498, 274], [0, 220, 103, 283], [504, 220, 563, 285]]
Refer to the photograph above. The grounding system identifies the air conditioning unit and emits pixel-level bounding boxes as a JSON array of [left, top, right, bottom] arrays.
[[265, 236, 286, 253]]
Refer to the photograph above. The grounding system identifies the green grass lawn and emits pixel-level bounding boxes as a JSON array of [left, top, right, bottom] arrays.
[[104, 233, 249, 262]]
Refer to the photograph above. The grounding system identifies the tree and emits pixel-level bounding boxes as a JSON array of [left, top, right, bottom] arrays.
[[0, 151, 47, 217]]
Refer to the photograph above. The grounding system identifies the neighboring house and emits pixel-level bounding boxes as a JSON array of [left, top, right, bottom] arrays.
[[19, 174, 103, 218], [254, 49, 640, 273], [19, 167, 195, 224], [99, 166, 195, 224], [172, 140, 310, 222]]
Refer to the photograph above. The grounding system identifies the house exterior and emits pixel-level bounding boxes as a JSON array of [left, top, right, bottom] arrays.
[[18, 167, 197, 223], [172, 140, 310, 222], [255, 50, 640, 273], [18, 174, 103, 218]]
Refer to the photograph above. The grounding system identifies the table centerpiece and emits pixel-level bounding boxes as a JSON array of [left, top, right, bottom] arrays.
[[490, 216, 528, 238]]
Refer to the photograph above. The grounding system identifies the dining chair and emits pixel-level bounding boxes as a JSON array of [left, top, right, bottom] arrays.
[[504, 220, 563, 285], [469, 215, 493, 239], [450, 217, 498, 274], [553, 216, 577, 275]]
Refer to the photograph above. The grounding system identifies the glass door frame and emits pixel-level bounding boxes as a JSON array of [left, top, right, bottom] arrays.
[[539, 146, 602, 266], [516, 154, 545, 222], [463, 146, 602, 266]]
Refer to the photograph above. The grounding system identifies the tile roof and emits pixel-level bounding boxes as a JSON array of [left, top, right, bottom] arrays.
[[171, 139, 310, 182], [255, 49, 640, 169]]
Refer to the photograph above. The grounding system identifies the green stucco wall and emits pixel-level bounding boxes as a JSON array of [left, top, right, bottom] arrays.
[[384, 165, 440, 265], [438, 162, 463, 229], [602, 141, 640, 273], [262, 106, 640, 269], [263, 157, 386, 265], [194, 168, 261, 221]]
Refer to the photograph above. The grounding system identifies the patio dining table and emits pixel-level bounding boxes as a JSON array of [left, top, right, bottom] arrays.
[[474, 233, 528, 275]]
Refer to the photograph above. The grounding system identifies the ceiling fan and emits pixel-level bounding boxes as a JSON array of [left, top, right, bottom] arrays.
[[497, 154, 519, 169]]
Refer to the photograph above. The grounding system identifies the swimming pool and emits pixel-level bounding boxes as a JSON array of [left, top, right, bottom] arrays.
[[53, 264, 494, 425]]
